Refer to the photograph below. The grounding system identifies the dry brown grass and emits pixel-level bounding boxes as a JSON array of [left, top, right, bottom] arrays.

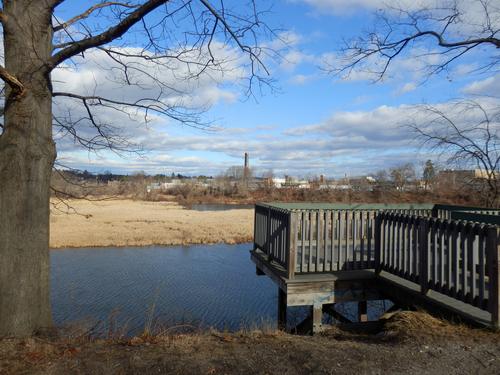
[[2, 315, 499, 375], [380, 311, 498, 342], [50, 199, 253, 248]]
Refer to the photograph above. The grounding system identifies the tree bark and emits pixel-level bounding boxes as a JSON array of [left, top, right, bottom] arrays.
[[0, 1, 55, 337]]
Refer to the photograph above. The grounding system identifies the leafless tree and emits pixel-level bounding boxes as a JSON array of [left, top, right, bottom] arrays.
[[0, 0, 274, 337], [327, 0, 500, 206], [409, 100, 500, 206], [225, 165, 253, 180], [390, 163, 416, 191], [330, 0, 499, 80]]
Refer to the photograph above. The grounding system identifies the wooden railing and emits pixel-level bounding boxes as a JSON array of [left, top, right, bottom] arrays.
[[433, 204, 500, 221], [377, 213, 499, 314], [253, 203, 500, 326], [254, 204, 434, 278], [254, 204, 290, 269]]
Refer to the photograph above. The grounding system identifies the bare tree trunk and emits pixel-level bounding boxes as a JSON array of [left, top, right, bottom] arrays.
[[0, 1, 55, 337]]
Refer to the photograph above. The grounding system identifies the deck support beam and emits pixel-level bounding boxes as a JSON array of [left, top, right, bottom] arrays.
[[323, 304, 353, 323], [311, 303, 323, 333]]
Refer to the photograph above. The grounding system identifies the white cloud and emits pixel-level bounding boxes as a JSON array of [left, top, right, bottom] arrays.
[[461, 74, 500, 96], [397, 82, 418, 95], [266, 30, 304, 50], [58, 96, 500, 177], [323, 46, 448, 84], [292, 0, 454, 15], [280, 50, 317, 72], [53, 42, 246, 109], [293, 0, 500, 32], [51, 41, 249, 157], [50, 40, 500, 178], [288, 73, 317, 85]]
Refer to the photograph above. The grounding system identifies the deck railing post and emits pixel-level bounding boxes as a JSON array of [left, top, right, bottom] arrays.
[[486, 226, 500, 329], [287, 212, 297, 279], [253, 205, 258, 250], [266, 206, 272, 259], [431, 206, 439, 218], [419, 218, 430, 295], [374, 213, 382, 273]]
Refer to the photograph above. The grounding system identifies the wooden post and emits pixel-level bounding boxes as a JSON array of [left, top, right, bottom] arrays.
[[486, 226, 500, 329], [358, 301, 368, 322], [266, 207, 272, 259], [287, 212, 297, 279], [278, 288, 287, 331], [374, 213, 382, 273], [317, 210, 323, 272], [311, 302, 323, 334], [431, 206, 439, 218], [253, 205, 258, 250], [419, 218, 429, 295]]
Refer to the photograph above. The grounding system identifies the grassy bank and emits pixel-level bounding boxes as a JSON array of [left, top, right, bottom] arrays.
[[1, 312, 498, 374], [50, 199, 253, 249]]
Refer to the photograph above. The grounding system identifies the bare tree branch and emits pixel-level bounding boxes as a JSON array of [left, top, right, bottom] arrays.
[[52, 0, 172, 67], [199, 0, 269, 75], [331, 0, 500, 81], [53, 2, 139, 32], [52, 0, 270, 78], [52, 91, 209, 130], [45, 0, 274, 171], [0, 65, 25, 98], [409, 100, 500, 206]]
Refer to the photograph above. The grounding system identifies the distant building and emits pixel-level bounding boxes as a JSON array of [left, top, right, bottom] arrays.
[[436, 169, 498, 190], [266, 177, 310, 189], [146, 182, 162, 193], [271, 177, 286, 188], [161, 179, 183, 189]]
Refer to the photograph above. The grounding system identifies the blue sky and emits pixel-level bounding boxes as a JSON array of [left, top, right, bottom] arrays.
[[53, 0, 500, 178]]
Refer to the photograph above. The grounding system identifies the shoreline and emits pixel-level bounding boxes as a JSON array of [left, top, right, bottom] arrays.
[[50, 199, 254, 249], [49, 240, 253, 250]]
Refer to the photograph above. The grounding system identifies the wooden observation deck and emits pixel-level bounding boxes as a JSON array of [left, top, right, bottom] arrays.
[[250, 203, 500, 333]]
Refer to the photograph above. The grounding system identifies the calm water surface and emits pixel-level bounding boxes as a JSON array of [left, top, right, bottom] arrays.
[[50, 243, 388, 335], [188, 204, 253, 211], [51, 243, 276, 334]]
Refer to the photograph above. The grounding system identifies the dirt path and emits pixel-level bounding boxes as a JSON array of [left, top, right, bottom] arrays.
[[1, 312, 499, 375], [50, 199, 253, 248]]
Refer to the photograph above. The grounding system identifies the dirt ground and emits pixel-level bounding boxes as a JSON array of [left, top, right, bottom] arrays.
[[49, 199, 253, 248], [1, 312, 499, 375]]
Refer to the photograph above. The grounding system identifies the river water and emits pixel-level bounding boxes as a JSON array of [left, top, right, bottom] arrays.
[[50, 243, 388, 336], [50, 244, 277, 335], [187, 203, 253, 211]]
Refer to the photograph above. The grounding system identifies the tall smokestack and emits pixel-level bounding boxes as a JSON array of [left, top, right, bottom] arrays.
[[244, 152, 249, 169]]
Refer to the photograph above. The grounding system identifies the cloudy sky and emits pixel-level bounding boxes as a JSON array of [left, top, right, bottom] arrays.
[[52, 0, 500, 178]]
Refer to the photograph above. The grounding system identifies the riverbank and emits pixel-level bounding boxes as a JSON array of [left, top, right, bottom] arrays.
[[50, 199, 253, 248], [1, 312, 498, 374]]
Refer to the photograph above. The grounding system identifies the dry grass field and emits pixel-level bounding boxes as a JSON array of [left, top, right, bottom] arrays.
[[49, 199, 253, 248]]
